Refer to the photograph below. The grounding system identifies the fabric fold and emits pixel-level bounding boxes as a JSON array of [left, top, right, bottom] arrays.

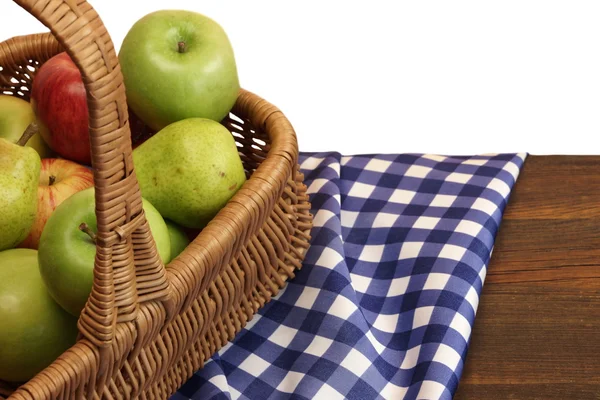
[[173, 152, 526, 400]]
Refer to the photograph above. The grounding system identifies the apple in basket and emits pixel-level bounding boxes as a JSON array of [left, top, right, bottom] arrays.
[[166, 219, 191, 260], [118, 10, 240, 131], [30, 52, 92, 165], [0, 249, 78, 383], [37, 187, 172, 317], [18, 158, 94, 250]]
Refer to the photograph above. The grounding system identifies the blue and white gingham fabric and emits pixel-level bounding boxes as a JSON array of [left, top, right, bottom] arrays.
[[172, 152, 526, 400]]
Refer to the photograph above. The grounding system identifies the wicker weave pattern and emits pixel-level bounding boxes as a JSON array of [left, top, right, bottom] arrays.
[[0, 0, 311, 397]]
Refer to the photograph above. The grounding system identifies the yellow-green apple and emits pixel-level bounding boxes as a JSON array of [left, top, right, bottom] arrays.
[[30, 52, 91, 165], [119, 10, 240, 131], [0, 95, 53, 158], [19, 158, 94, 249], [165, 219, 190, 262], [38, 187, 171, 316], [0, 248, 78, 382]]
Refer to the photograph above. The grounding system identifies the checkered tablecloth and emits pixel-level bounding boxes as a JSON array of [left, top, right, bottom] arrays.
[[172, 151, 526, 400]]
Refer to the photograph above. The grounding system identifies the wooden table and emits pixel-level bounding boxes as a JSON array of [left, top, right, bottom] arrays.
[[454, 156, 600, 399]]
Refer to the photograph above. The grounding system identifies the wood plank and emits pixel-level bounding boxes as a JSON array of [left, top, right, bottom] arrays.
[[455, 155, 600, 399], [486, 218, 600, 288], [502, 155, 600, 220], [456, 384, 600, 400], [461, 286, 600, 383]]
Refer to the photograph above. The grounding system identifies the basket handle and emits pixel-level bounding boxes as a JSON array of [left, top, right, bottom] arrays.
[[12, 0, 172, 348]]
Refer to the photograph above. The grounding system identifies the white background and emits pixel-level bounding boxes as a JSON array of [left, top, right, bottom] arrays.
[[2, 1, 600, 156]]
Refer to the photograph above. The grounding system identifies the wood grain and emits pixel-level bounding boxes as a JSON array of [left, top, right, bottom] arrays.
[[455, 155, 600, 400]]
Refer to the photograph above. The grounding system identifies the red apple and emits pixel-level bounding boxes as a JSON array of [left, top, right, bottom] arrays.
[[19, 158, 94, 249], [30, 52, 91, 165]]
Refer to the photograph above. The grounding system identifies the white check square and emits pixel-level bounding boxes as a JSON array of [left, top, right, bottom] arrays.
[[295, 287, 321, 310], [503, 160, 521, 180], [327, 162, 340, 176], [276, 371, 305, 393], [433, 343, 462, 371], [423, 273, 450, 291], [270, 324, 298, 349], [312, 209, 336, 228], [446, 172, 472, 184], [405, 165, 432, 178], [314, 383, 345, 400], [462, 158, 487, 166], [230, 387, 242, 399], [340, 348, 372, 377], [422, 154, 447, 162], [304, 335, 334, 358], [465, 285, 480, 312], [347, 182, 376, 198], [359, 244, 385, 262], [341, 210, 360, 228], [400, 345, 422, 369], [386, 276, 410, 296], [381, 382, 409, 398], [430, 194, 457, 208], [207, 371, 229, 392], [479, 265, 487, 281], [238, 353, 270, 377], [315, 247, 344, 270], [350, 273, 372, 293], [366, 330, 386, 354], [412, 306, 435, 329], [439, 244, 467, 261], [372, 212, 399, 228], [365, 158, 392, 172], [450, 312, 472, 341], [300, 156, 325, 171], [389, 189, 416, 204], [307, 178, 329, 195], [328, 295, 357, 320], [413, 216, 440, 230], [417, 380, 447, 399], [399, 242, 424, 260], [472, 197, 497, 216], [454, 219, 483, 236], [487, 177, 511, 198], [373, 313, 400, 333]]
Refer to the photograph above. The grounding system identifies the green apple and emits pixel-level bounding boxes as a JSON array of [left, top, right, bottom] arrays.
[[0, 95, 53, 158], [0, 249, 78, 382], [166, 219, 190, 261], [38, 187, 171, 317], [119, 10, 240, 131]]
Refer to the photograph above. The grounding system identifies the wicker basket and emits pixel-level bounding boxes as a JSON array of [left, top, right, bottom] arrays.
[[0, 1, 312, 398]]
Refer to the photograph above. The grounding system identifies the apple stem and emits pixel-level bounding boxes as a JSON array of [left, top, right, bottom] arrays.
[[16, 122, 39, 146], [178, 41, 186, 53], [79, 223, 97, 243], [49, 175, 56, 186]]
